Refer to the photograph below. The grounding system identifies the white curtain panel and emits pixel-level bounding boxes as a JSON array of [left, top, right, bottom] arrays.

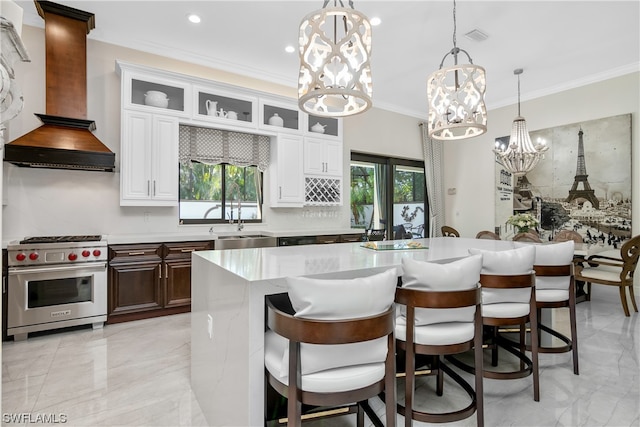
[[421, 122, 445, 238]]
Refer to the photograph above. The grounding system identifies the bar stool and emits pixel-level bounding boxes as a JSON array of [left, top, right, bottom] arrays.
[[449, 246, 540, 402], [395, 256, 484, 427], [264, 269, 398, 426]]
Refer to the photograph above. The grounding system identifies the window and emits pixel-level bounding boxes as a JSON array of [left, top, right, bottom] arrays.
[[179, 163, 262, 224], [350, 153, 427, 239]]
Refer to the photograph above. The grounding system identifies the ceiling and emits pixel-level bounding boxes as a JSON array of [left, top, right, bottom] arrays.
[[16, 0, 640, 118]]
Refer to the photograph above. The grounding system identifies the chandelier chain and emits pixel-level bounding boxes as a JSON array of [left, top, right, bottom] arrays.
[[517, 73, 521, 116], [452, 0, 457, 49]]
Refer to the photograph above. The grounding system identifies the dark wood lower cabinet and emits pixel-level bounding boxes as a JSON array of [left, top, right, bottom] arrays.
[[107, 240, 213, 324]]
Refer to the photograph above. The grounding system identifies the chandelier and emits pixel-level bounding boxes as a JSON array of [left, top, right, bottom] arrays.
[[426, 0, 487, 140], [298, 0, 372, 117], [494, 68, 548, 177]]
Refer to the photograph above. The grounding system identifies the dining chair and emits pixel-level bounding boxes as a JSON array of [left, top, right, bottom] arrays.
[[412, 224, 425, 239], [475, 231, 501, 240], [553, 230, 583, 243], [441, 226, 460, 238], [574, 234, 640, 316], [264, 269, 398, 426], [450, 246, 540, 402], [395, 256, 484, 427], [513, 232, 542, 243], [533, 241, 579, 374]]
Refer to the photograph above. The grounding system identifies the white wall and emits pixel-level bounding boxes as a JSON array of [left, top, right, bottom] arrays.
[[443, 72, 640, 239]]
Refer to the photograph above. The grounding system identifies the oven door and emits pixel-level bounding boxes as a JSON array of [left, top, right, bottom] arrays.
[[7, 261, 107, 332]]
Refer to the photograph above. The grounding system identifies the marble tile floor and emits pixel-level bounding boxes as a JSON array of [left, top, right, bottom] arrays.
[[2, 284, 638, 427]]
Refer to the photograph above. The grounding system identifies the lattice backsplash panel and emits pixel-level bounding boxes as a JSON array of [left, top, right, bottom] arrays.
[[305, 177, 341, 206]]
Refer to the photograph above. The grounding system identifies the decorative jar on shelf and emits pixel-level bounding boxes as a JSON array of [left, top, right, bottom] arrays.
[[311, 122, 326, 133], [144, 91, 169, 108], [268, 113, 284, 127]]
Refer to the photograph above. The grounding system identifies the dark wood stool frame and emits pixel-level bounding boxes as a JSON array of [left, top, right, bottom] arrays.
[[448, 273, 540, 402], [441, 226, 460, 238], [395, 286, 484, 427], [265, 293, 397, 427]]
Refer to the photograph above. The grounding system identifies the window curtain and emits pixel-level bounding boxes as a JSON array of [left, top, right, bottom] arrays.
[[178, 125, 270, 171], [373, 163, 387, 231], [420, 122, 445, 237]]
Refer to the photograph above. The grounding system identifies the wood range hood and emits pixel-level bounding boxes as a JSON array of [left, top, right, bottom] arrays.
[[4, 1, 115, 172]]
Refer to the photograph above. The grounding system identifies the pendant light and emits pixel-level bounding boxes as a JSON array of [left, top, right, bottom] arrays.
[[298, 0, 372, 117], [427, 0, 487, 140], [494, 68, 548, 177]]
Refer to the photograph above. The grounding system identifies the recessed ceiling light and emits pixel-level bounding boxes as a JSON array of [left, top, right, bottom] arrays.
[[187, 14, 201, 24], [370, 16, 381, 26], [285, 45, 295, 53], [465, 29, 488, 42]]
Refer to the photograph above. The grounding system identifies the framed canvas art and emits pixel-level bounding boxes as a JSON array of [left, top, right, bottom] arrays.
[[495, 113, 632, 248]]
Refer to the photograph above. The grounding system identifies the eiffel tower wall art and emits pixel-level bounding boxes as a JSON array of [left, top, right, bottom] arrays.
[[495, 113, 632, 248]]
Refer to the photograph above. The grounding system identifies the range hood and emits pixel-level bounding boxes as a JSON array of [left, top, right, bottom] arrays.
[[4, 1, 115, 172]]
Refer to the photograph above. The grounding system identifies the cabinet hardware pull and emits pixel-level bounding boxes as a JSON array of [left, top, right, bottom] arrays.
[[128, 251, 146, 256], [279, 186, 282, 199], [147, 180, 150, 196], [165, 264, 168, 278], [153, 180, 156, 196], [181, 248, 196, 253], [158, 264, 162, 279]]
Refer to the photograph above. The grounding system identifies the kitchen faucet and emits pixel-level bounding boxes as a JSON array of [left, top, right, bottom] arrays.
[[228, 182, 244, 231]]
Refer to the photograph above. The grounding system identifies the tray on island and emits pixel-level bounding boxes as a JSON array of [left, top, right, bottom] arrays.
[[360, 241, 428, 251]]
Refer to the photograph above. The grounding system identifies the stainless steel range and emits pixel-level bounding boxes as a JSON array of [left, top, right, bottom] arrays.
[[7, 235, 108, 341]]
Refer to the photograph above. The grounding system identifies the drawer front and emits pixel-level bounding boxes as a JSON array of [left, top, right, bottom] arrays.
[[164, 241, 213, 259], [340, 233, 364, 243], [316, 235, 340, 244], [109, 244, 163, 263]]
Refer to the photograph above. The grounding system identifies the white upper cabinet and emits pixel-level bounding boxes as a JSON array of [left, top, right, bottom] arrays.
[[305, 115, 342, 139], [303, 137, 343, 177], [270, 134, 304, 207], [259, 99, 301, 134], [120, 111, 179, 206], [193, 84, 258, 129]]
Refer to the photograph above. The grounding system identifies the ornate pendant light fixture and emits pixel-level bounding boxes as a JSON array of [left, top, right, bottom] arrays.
[[494, 68, 548, 177], [298, 0, 372, 117], [427, 0, 487, 140]]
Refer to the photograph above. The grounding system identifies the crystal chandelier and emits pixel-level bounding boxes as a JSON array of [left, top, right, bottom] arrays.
[[298, 0, 372, 117], [494, 68, 548, 177], [426, 0, 487, 140]]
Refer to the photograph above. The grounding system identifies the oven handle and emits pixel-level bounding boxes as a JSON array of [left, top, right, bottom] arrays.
[[8, 262, 107, 275]]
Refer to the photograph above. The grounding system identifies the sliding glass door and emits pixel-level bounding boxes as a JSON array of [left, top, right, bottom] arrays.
[[350, 153, 427, 239]]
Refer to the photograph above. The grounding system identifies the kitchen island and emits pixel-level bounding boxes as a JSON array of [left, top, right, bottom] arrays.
[[190, 237, 517, 426]]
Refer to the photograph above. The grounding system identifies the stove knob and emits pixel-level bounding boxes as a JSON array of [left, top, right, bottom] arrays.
[[68, 253, 78, 261], [93, 249, 102, 257], [16, 253, 26, 261], [82, 250, 91, 258], [29, 252, 39, 261]]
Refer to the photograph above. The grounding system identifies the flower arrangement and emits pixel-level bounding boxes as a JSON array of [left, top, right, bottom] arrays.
[[507, 213, 539, 234]]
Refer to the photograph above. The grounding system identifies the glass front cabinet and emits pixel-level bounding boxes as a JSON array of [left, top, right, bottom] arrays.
[[193, 85, 258, 129]]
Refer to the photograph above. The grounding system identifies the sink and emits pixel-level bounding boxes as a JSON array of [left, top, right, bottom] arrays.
[[214, 235, 277, 250]]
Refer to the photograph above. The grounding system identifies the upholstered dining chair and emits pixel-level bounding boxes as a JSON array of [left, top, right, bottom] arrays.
[[533, 241, 579, 375], [513, 232, 542, 243], [475, 231, 501, 240], [264, 269, 398, 427], [553, 230, 583, 243], [451, 246, 540, 402], [575, 235, 640, 317], [441, 226, 460, 238], [395, 256, 484, 427]]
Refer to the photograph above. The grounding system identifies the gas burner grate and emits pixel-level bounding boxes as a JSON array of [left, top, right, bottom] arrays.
[[20, 235, 102, 244]]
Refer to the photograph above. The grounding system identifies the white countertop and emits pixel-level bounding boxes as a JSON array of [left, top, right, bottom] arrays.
[[193, 237, 517, 282]]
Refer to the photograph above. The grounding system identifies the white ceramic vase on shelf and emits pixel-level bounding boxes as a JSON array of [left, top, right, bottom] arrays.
[[268, 113, 284, 127]]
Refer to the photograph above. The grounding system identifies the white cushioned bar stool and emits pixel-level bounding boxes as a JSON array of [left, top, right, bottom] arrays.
[[395, 256, 484, 427], [533, 240, 579, 375], [449, 246, 540, 402], [264, 269, 398, 427]]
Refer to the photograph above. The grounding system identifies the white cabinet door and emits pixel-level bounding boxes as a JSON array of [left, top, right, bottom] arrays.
[[120, 111, 178, 206], [151, 115, 179, 202], [121, 111, 153, 203], [303, 137, 342, 177], [270, 134, 304, 207]]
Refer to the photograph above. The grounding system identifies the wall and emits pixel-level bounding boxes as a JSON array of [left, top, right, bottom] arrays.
[[2, 25, 424, 242], [443, 72, 640, 239]]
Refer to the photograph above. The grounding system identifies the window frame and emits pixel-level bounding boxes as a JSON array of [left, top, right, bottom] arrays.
[[178, 162, 264, 225]]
